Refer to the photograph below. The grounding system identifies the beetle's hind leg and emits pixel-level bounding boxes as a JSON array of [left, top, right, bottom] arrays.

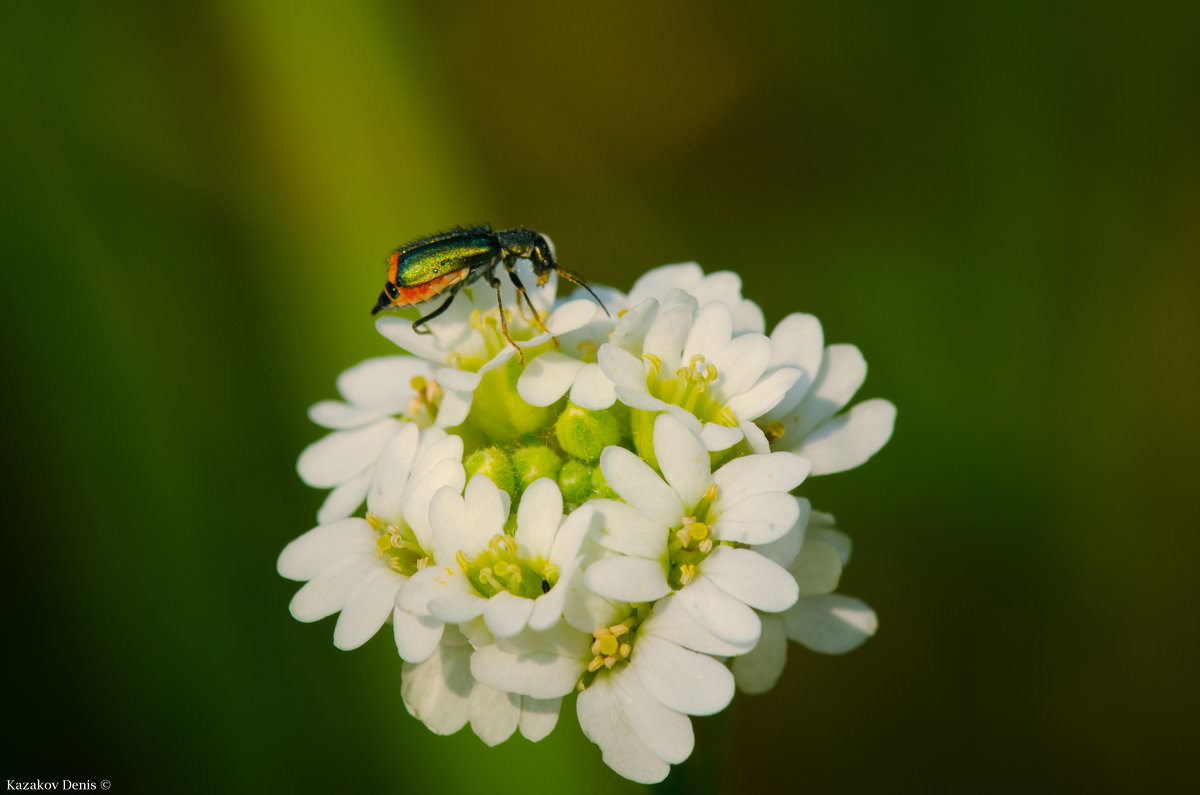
[[411, 284, 463, 335], [503, 259, 554, 339], [487, 273, 526, 364]]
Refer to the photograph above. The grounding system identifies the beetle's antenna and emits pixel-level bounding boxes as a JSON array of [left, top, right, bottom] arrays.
[[555, 268, 611, 317]]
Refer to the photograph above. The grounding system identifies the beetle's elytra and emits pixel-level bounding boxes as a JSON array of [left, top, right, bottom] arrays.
[[371, 225, 608, 361]]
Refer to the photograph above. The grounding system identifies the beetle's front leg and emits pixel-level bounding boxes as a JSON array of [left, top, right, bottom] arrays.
[[503, 258, 554, 339], [488, 273, 525, 364], [411, 285, 462, 335]]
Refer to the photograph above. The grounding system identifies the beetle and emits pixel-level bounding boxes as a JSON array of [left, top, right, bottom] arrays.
[[371, 225, 608, 361]]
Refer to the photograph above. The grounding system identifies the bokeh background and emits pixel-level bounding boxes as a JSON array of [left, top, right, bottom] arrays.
[[4, 1, 1198, 792]]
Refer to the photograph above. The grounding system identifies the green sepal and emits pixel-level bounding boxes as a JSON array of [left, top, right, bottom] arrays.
[[511, 445, 563, 496], [554, 402, 622, 463], [464, 446, 516, 498]]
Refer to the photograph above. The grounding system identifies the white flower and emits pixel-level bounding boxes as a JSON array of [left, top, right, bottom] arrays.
[[732, 509, 877, 695], [469, 593, 742, 784], [761, 313, 896, 475], [584, 413, 807, 648], [297, 356, 437, 522], [278, 424, 464, 658], [594, 290, 802, 454], [401, 625, 561, 745], [398, 475, 592, 639], [626, 263, 765, 335], [516, 262, 766, 413], [375, 260, 598, 427]]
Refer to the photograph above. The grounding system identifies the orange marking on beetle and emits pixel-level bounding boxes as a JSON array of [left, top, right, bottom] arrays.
[[388, 269, 470, 307]]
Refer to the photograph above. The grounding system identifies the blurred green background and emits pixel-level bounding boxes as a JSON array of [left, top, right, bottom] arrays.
[[3, 1, 1197, 792]]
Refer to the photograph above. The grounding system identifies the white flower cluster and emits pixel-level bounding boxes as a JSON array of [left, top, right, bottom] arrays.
[[278, 260, 895, 783]]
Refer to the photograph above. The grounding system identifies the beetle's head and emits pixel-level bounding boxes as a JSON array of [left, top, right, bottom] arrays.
[[531, 233, 556, 285], [371, 281, 400, 315]]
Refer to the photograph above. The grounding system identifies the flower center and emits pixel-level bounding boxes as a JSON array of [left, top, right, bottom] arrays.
[[667, 483, 720, 590], [455, 533, 559, 600], [366, 513, 431, 577], [407, 375, 442, 427], [577, 606, 648, 690], [643, 353, 737, 428]]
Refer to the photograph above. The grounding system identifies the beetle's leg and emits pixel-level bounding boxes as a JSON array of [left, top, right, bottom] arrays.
[[488, 273, 525, 364], [411, 284, 463, 335], [504, 259, 554, 339]]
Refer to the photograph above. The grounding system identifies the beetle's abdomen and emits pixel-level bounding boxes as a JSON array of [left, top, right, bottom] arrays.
[[389, 235, 497, 287], [387, 268, 471, 307]]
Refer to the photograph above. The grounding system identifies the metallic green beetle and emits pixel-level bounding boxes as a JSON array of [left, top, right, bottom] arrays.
[[371, 225, 608, 360]]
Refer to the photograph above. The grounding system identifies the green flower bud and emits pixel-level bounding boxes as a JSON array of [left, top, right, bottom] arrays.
[[511, 445, 563, 495], [467, 360, 552, 444], [555, 402, 622, 463], [590, 462, 620, 500], [629, 408, 660, 472], [558, 459, 592, 505], [464, 446, 516, 497]]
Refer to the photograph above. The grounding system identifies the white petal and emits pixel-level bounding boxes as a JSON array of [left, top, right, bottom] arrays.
[[483, 591, 536, 638], [585, 557, 672, 603], [784, 594, 877, 654], [614, 385, 668, 412], [337, 355, 431, 406], [365, 423, 420, 520], [712, 491, 801, 545], [768, 313, 823, 413], [702, 547, 799, 613], [732, 614, 788, 695], [465, 474, 507, 545], [288, 555, 378, 622], [399, 563, 472, 617], [754, 498, 809, 569], [653, 413, 712, 511], [712, 452, 810, 506], [629, 263, 702, 304], [676, 575, 761, 646], [795, 398, 897, 475], [469, 685, 521, 747], [699, 423, 743, 452], [515, 478, 563, 559], [403, 459, 465, 550], [315, 470, 373, 524], [642, 291, 697, 372], [610, 297, 658, 350], [629, 634, 735, 716], [791, 540, 843, 596], [392, 608, 444, 663], [792, 344, 867, 436], [519, 697, 561, 742], [613, 668, 695, 764], [434, 366, 480, 393], [725, 366, 802, 421], [681, 302, 732, 362], [641, 594, 757, 657], [433, 386, 472, 427], [308, 399, 396, 430], [297, 418, 401, 488], [277, 518, 375, 581], [470, 644, 584, 699], [333, 566, 403, 649], [577, 676, 669, 784], [428, 589, 487, 623], [429, 487, 475, 565], [710, 334, 771, 399], [375, 315, 445, 361], [569, 362, 617, 410], [738, 419, 771, 455], [518, 352, 585, 407], [547, 503, 595, 569], [401, 632, 472, 735], [810, 526, 853, 565], [596, 343, 646, 390], [599, 447, 683, 527], [546, 299, 598, 335]]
